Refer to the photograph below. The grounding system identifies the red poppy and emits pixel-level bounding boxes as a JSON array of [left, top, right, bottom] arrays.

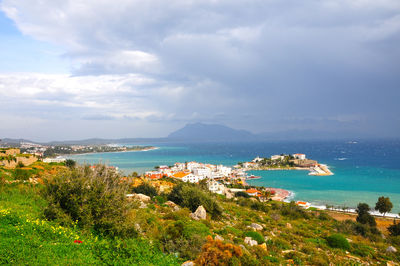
[[74, 240, 83, 244]]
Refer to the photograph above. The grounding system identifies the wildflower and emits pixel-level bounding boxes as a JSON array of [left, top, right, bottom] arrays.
[[74, 240, 83, 244]]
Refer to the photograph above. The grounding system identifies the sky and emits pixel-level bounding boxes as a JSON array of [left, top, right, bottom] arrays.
[[0, 0, 399, 141]]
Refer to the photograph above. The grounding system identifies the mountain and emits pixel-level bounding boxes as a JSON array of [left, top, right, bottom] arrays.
[[167, 123, 259, 142]]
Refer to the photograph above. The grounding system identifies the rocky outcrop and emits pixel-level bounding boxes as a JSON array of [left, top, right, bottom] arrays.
[[386, 246, 397, 253], [190, 205, 207, 220], [126, 193, 151, 202], [214, 235, 224, 241], [249, 223, 263, 231], [244, 237, 258, 246], [165, 201, 180, 211]]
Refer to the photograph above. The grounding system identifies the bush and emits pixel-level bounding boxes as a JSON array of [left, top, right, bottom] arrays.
[[195, 235, 242, 265], [132, 182, 158, 198], [388, 221, 400, 236], [168, 183, 222, 219], [13, 169, 31, 180], [235, 191, 250, 198], [65, 159, 76, 168], [42, 165, 135, 237], [326, 234, 350, 250], [244, 231, 264, 244]]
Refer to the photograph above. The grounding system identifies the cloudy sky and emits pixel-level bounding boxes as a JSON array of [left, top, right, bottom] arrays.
[[0, 0, 399, 141]]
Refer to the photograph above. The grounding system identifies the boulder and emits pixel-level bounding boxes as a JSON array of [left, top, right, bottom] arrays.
[[165, 201, 180, 211], [250, 223, 263, 231], [215, 235, 224, 241], [190, 205, 207, 220], [386, 246, 397, 253], [244, 237, 258, 246], [126, 193, 151, 202]]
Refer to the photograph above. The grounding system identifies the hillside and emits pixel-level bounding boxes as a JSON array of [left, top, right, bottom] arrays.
[[1, 163, 399, 265]]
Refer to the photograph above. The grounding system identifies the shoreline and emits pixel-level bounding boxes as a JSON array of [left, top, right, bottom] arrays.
[[60, 146, 159, 157]]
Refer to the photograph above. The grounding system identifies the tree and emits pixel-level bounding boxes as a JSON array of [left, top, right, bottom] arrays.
[[375, 196, 393, 217], [132, 182, 158, 198], [356, 203, 376, 227], [388, 220, 400, 236], [65, 159, 76, 168]]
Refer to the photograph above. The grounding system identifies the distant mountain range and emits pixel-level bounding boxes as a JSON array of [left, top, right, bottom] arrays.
[[1, 122, 364, 146]]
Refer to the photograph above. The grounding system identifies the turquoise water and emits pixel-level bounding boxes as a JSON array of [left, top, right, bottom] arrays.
[[68, 140, 400, 212]]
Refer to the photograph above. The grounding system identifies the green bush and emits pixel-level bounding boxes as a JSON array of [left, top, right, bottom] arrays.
[[326, 234, 350, 250], [42, 165, 135, 237], [168, 183, 222, 219], [388, 221, 400, 236], [245, 231, 264, 244], [132, 182, 158, 198], [235, 191, 250, 198]]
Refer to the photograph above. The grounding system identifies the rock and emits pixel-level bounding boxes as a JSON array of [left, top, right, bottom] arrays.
[[250, 223, 263, 231], [165, 201, 180, 211], [215, 235, 224, 241], [286, 223, 292, 229], [258, 243, 267, 251], [244, 237, 258, 246], [190, 205, 207, 220], [182, 261, 195, 266], [139, 202, 147, 209], [126, 193, 151, 202], [387, 261, 396, 266], [264, 236, 271, 242], [386, 246, 397, 253]]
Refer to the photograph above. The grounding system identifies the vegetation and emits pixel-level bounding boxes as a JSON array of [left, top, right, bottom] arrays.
[[375, 196, 393, 217], [1, 163, 400, 265], [356, 203, 376, 227], [132, 182, 158, 198]]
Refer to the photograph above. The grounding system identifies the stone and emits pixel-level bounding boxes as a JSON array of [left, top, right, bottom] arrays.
[[215, 235, 224, 241], [165, 201, 180, 211], [181, 261, 195, 266], [126, 193, 151, 202], [139, 202, 147, 209], [250, 223, 263, 231], [258, 243, 267, 251], [386, 246, 397, 253], [190, 205, 207, 220], [286, 223, 292, 229], [244, 237, 258, 246]]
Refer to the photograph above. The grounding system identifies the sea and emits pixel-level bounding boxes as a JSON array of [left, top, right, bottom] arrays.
[[67, 139, 400, 213]]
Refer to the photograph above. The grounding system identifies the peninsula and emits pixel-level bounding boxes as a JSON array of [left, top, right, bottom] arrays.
[[237, 153, 333, 176]]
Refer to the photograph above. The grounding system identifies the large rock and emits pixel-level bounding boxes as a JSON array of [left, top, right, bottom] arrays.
[[165, 201, 180, 211], [250, 223, 263, 231], [126, 193, 151, 202], [244, 237, 258, 246], [181, 261, 195, 266], [386, 246, 397, 253], [190, 205, 207, 220]]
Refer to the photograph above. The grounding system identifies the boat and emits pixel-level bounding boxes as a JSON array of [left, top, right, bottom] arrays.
[[247, 175, 261, 179]]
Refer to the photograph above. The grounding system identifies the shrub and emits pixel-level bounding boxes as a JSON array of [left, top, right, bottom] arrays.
[[168, 183, 222, 219], [195, 235, 242, 265], [65, 159, 76, 168], [132, 182, 158, 198], [235, 191, 250, 198], [356, 203, 376, 227], [326, 234, 350, 250], [13, 169, 31, 180], [388, 221, 400, 236], [244, 231, 264, 244], [42, 165, 135, 237]]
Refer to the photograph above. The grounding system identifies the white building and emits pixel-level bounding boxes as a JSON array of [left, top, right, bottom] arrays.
[[216, 165, 232, 176], [271, 155, 284, 161], [193, 167, 212, 178], [43, 158, 66, 163], [252, 156, 263, 163], [208, 180, 226, 195], [293, 153, 306, 160]]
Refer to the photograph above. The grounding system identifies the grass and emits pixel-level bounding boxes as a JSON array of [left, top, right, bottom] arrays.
[[0, 184, 180, 265]]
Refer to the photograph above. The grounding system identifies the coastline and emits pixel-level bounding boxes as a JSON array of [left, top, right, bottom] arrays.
[[61, 146, 159, 157]]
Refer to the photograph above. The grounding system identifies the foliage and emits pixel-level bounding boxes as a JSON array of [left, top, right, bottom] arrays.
[[375, 196, 393, 216], [244, 231, 264, 244], [235, 191, 250, 198], [168, 183, 222, 219], [42, 165, 135, 237], [195, 235, 242, 266], [388, 221, 400, 236], [326, 234, 350, 250], [356, 203, 376, 227], [132, 182, 158, 198], [65, 159, 76, 168]]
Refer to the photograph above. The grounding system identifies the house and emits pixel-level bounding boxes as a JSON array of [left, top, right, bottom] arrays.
[[271, 155, 284, 161], [293, 153, 306, 160], [252, 156, 263, 163], [193, 167, 212, 178], [246, 188, 261, 197], [172, 171, 200, 183], [208, 180, 226, 194], [293, 159, 317, 167]]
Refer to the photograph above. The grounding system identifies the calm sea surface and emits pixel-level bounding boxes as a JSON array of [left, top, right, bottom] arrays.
[[68, 140, 400, 212]]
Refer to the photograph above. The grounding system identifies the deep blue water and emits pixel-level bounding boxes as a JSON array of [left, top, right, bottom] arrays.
[[68, 139, 400, 211]]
